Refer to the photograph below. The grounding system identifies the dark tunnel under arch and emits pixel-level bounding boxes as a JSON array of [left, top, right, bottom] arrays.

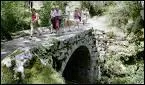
[[62, 46, 91, 84]]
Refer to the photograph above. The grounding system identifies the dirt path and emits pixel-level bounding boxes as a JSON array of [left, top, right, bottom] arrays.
[[87, 15, 126, 38]]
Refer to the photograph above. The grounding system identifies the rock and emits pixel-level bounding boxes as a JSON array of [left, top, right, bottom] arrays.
[[1, 57, 12, 68]]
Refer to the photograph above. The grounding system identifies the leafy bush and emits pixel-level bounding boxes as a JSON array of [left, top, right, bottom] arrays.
[[105, 3, 129, 28], [110, 62, 144, 84], [39, 1, 52, 27], [106, 1, 144, 45], [93, 4, 106, 16], [23, 57, 65, 84], [106, 1, 143, 29], [81, 1, 107, 17], [125, 1, 142, 20], [81, 1, 118, 17], [1, 65, 16, 84], [1, 1, 30, 32], [1, 1, 31, 40], [106, 31, 116, 39]]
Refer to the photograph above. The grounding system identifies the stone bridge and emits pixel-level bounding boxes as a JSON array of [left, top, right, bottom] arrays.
[[1, 27, 106, 84]]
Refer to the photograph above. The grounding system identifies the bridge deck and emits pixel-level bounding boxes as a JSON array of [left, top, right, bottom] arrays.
[[1, 24, 92, 60]]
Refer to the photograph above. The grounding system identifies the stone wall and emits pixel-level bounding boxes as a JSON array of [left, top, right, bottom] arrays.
[[1, 28, 104, 84]]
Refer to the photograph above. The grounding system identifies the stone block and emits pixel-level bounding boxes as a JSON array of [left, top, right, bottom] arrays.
[[58, 53, 65, 60]]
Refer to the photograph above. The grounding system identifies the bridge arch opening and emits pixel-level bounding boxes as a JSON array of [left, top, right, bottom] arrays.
[[62, 46, 91, 84]]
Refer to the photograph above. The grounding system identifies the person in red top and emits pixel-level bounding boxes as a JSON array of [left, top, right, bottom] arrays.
[[30, 8, 41, 37]]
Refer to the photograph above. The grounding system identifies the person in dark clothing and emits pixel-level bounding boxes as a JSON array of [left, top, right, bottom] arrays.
[[50, 5, 62, 33]]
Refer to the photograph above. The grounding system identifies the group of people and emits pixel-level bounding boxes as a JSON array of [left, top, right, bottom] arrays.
[[30, 5, 89, 37]]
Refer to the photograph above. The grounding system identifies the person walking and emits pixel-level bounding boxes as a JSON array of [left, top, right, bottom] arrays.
[[64, 3, 71, 31], [50, 5, 56, 33], [50, 5, 62, 33], [73, 8, 81, 29], [82, 8, 89, 25], [30, 8, 41, 37], [55, 5, 62, 33]]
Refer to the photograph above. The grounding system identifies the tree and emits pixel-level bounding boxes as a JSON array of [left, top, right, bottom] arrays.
[[1, 1, 30, 40], [1, 17, 12, 40]]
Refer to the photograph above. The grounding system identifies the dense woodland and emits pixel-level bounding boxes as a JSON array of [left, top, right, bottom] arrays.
[[1, 1, 144, 84]]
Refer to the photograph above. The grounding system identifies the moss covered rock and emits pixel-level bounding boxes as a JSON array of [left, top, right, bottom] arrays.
[[1, 65, 16, 84], [1, 47, 65, 84], [23, 58, 65, 84]]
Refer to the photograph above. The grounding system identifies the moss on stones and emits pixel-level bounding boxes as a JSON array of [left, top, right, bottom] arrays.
[[1, 65, 16, 84], [1, 46, 65, 84], [23, 57, 65, 84], [2, 54, 65, 84]]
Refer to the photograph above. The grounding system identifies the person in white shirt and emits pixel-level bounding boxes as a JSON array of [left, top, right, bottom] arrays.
[[82, 8, 89, 25], [50, 5, 62, 33], [64, 3, 71, 30]]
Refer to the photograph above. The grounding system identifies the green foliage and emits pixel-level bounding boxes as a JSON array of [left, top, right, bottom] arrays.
[[106, 1, 143, 30], [110, 76, 131, 84], [1, 65, 15, 84], [81, 1, 116, 17], [81, 1, 93, 17], [106, 1, 144, 46], [1, 48, 65, 84], [102, 53, 144, 84], [110, 62, 144, 84], [81, 1, 90, 10], [105, 3, 129, 28], [125, 1, 142, 20], [106, 31, 116, 39], [1, 1, 31, 41], [132, 16, 144, 34], [93, 5, 105, 16], [23, 57, 65, 84], [53, 1, 66, 13], [1, 1, 30, 32], [1, 56, 65, 84], [100, 36, 144, 84], [81, 1, 105, 17], [39, 1, 52, 27]]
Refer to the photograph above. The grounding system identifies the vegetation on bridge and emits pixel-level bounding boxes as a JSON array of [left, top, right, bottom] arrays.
[[1, 48, 65, 84]]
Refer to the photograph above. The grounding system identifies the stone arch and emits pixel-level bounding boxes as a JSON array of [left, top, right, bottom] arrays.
[[62, 46, 91, 83]]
